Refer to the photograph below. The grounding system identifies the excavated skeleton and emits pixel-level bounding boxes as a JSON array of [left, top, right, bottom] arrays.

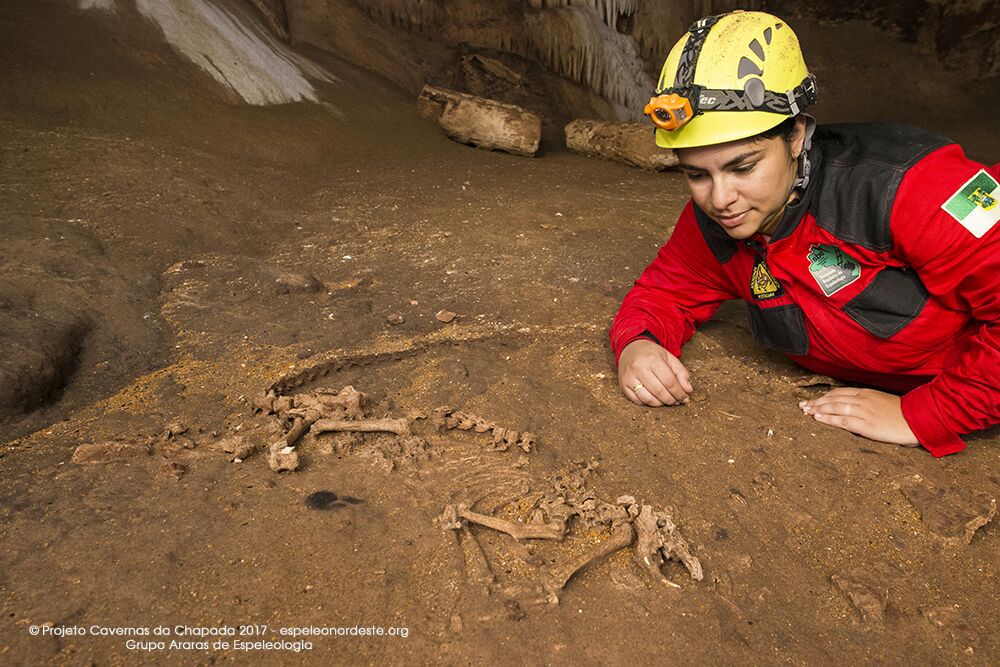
[[251, 377, 702, 604], [437, 461, 703, 604], [254, 385, 393, 471], [254, 386, 534, 472]]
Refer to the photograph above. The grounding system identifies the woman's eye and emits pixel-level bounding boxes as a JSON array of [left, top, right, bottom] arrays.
[[685, 172, 706, 181], [734, 164, 756, 174]]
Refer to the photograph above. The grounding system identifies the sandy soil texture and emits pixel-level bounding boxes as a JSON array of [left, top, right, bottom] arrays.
[[1, 3, 998, 665]]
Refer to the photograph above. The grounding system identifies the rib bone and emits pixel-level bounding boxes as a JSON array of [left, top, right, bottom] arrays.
[[459, 525, 495, 590], [540, 521, 634, 603]]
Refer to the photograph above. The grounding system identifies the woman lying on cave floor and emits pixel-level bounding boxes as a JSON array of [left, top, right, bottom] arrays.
[[610, 11, 1000, 457]]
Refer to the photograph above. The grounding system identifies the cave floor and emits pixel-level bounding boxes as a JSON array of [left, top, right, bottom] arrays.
[[1, 4, 999, 665]]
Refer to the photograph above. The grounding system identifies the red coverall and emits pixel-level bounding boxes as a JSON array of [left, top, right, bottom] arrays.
[[610, 123, 1000, 457]]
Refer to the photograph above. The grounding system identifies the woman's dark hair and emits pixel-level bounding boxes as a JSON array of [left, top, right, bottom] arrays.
[[753, 116, 798, 144]]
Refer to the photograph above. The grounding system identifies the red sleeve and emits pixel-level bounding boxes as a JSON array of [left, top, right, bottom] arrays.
[[890, 146, 1000, 456], [610, 201, 739, 364]]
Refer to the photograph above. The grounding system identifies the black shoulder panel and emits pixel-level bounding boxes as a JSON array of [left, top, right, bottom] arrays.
[[811, 124, 952, 251], [692, 203, 738, 264]]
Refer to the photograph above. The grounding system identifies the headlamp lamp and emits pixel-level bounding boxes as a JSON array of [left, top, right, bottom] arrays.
[[644, 90, 697, 131]]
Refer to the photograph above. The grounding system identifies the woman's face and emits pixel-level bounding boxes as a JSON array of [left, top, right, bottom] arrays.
[[675, 119, 806, 240]]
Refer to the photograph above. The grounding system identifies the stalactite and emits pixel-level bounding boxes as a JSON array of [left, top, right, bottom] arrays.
[[355, 0, 440, 34], [528, 0, 638, 29], [353, 0, 653, 115], [525, 5, 651, 113]]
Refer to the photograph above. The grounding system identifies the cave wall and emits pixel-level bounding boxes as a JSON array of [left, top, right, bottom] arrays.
[[247, 0, 999, 123], [277, 0, 745, 121], [245, 0, 290, 38], [344, 0, 659, 117], [763, 0, 1000, 78]]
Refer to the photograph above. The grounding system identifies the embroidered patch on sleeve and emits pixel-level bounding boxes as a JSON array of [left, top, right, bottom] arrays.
[[807, 244, 860, 296], [941, 170, 1000, 238], [750, 256, 784, 300]]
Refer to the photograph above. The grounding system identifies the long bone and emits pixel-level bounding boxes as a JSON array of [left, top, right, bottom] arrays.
[[266, 409, 321, 471], [277, 410, 322, 449], [313, 417, 412, 437], [540, 521, 634, 603], [441, 503, 566, 541]]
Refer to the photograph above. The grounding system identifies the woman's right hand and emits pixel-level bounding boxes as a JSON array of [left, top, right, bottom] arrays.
[[617, 339, 694, 407]]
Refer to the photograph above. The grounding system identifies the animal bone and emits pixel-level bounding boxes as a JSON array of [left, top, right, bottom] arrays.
[[267, 441, 299, 472], [231, 441, 257, 463], [584, 499, 630, 526], [257, 386, 373, 473], [459, 525, 496, 590], [461, 504, 565, 540], [264, 409, 320, 472], [489, 427, 519, 450], [437, 408, 536, 452], [253, 391, 292, 415], [540, 521, 634, 604], [488, 427, 535, 452], [440, 503, 566, 541], [255, 385, 365, 420], [313, 417, 412, 437], [634, 504, 703, 586], [275, 410, 322, 450], [635, 505, 680, 588], [253, 392, 275, 413], [292, 385, 365, 419], [444, 410, 495, 432]]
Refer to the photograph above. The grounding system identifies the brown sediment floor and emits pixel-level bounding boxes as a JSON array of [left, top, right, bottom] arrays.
[[1, 4, 999, 665]]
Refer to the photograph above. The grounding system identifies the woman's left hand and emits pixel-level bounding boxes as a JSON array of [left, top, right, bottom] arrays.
[[799, 387, 920, 447]]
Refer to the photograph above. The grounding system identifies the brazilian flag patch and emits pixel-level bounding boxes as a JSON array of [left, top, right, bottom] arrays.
[[942, 170, 1000, 238]]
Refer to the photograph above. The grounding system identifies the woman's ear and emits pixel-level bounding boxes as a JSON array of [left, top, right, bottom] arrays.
[[791, 115, 808, 159]]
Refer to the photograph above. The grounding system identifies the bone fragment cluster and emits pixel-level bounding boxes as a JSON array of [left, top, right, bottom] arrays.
[[437, 461, 702, 603], [436, 407, 535, 452]]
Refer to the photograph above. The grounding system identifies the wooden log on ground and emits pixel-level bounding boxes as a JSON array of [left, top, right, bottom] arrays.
[[417, 84, 541, 157], [564, 119, 678, 171]]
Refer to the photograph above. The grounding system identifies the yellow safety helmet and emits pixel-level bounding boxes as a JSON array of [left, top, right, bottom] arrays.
[[645, 11, 817, 149]]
